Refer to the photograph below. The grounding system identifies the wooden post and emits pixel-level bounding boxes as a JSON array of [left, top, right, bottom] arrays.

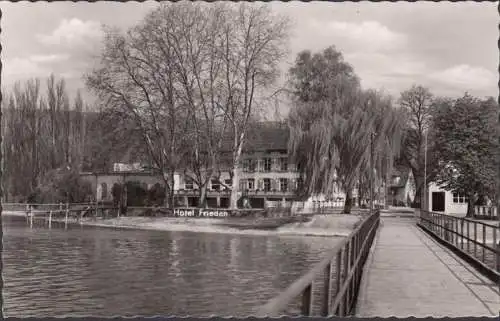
[[48, 211, 52, 228], [65, 203, 69, 229], [369, 132, 374, 213], [494, 228, 498, 273], [30, 207, 33, 228], [25, 204, 29, 224], [335, 250, 342, 315], [322, 262, 332, 316], [473, 221, 477, 257], [482, 224, 486, 263], [466, 221, 470, 252], [343, 243, 350, 315], [497, 241, 500, 273], [301, 283, 313, 316], [460, 219, 464, 249]]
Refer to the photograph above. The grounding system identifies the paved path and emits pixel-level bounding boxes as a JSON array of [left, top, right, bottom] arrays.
[[356, 216, 499, 317]]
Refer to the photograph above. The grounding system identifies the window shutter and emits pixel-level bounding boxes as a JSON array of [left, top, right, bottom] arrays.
[[271, 178, 277, 190], [258, 179, 264, 190], [239, 179, 246, 191]]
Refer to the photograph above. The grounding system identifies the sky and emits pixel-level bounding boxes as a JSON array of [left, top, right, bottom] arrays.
[[0, 1, 498, 113]]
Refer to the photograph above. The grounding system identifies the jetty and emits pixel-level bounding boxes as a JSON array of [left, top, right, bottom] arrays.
[[256, 208, 499, 317], [3, 202, 112, 229]]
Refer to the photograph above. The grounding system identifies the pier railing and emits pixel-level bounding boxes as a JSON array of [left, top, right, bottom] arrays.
[[255, 209, 380, 317], [418, 210, 500, 279], [473, 206, 498, 220]]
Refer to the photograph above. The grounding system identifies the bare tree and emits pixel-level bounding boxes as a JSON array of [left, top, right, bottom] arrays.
[[398, 85, 436, 207], [215, 4, 290, 209], [2, 76, 88, 202], [87, 3, 289, 209], [86, 23, 192, 209]]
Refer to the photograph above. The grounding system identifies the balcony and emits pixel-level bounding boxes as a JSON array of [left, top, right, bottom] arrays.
[[176, 189, 231, 197], [242, 189, 296, 197]]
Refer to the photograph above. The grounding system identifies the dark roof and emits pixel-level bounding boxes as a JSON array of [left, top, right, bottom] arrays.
[[220, 121, 289, 153], [244, 121, 289, 152], [390, 165, 411, 188]]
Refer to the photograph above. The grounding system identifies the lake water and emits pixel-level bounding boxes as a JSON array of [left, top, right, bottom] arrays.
[[2, 215, 345, 317]]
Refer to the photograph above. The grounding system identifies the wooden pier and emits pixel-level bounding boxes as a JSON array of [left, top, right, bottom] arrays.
[[9, 202, 118, 229]]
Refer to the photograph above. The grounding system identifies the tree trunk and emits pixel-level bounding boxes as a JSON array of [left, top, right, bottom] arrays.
[[466, 199, 474, 218], [169, 188, 175, 210], [357, 178, 365, 207], [121, 183, 128, 217], [385, 173, 390, 209], [343, 188, 353, 214], [230, 168, 239, 209], [163, 182, 171, 208], [230, 149, 243, 209], [466, 194, 477, 218], [199, 183, 208, 208], [377, 180, 382, 207], [169, 172, 175, 209]]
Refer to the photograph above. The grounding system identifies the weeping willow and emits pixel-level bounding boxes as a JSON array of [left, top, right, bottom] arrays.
[[288, 87, 404, 213]]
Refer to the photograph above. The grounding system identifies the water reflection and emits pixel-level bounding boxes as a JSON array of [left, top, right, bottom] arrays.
[[3, 216, 342, 317]]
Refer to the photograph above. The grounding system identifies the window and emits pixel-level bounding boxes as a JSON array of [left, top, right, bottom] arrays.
[[242, 159, 249, 172], [453, 193, 468, 204], [248, 159, 257, 172], [224, 179, 232, 187], [101, 183, 108, 199], [296, 177, 303, 190], [243, 159, 256, 172], [280, 158, 288, 171], [279, 178, 289, 192], [263, 178, 271, 191], [239, 179, 247, 191], [263, 158, 272, 172], [393, 176, 401, 185], [211, 179, 221, 191], [247, 178, 255, 190], [185, 177, 194, 190]]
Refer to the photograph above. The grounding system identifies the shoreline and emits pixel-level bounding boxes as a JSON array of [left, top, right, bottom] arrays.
[[3, 211, 362, 238]]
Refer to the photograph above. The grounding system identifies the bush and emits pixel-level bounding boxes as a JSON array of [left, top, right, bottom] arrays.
[[111, 183, 123, 207], [31, 167, 93, 204], [126, 181, 148, 207], [147, 183, 165, 206]]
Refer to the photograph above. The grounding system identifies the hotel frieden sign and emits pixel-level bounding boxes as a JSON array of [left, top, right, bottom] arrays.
[[173, 208, 230, 218]]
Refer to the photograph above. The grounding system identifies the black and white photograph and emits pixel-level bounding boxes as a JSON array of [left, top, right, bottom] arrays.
[[0, 1, 499, 318]]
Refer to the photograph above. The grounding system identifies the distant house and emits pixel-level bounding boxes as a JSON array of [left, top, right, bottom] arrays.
[[424, 183, 467, 215], [80, 121, 348, 209], [80, 169, 177, 203], [387, 166, 415, 207]]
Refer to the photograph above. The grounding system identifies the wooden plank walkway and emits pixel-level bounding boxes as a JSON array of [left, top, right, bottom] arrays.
[[356, 216, 498, 317]]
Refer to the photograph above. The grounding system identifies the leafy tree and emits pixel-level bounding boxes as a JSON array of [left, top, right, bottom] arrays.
[[31, 167, 93, 204], [398, 85, 440, 208], [147, 183, 166, 206], [125, 181, 148, 207], [432, 94, 499, 216], [288, 47, 403, 213], [111, 183, 123, 206]]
